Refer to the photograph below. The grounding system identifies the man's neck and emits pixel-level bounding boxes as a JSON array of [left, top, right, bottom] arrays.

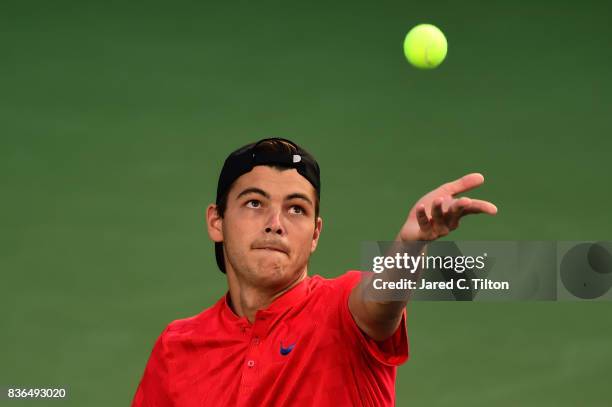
[[226, 270, 307, 323]]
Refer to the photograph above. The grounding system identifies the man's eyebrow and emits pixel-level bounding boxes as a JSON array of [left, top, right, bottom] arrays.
[[236, 187, 270, 200], [286, 193, 313, 206]]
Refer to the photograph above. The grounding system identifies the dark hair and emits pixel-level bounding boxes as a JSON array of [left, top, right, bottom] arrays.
[[214, 138, 320, 273]]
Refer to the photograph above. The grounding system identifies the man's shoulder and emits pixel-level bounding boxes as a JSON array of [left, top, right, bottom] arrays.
[[162, 297, 225, 340], [313, 270, 363, 286], [309, 270, 363, 294], [158, 271, 364, 340]]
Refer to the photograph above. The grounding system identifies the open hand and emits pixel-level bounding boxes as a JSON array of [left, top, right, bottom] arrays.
[[397, 173, 498, 242]]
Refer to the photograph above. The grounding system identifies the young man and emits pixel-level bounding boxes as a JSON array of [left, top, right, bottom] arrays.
[[131, 138, 497, 406]]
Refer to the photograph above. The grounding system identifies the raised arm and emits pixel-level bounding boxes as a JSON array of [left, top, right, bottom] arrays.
[[348, 173, 498, 341]]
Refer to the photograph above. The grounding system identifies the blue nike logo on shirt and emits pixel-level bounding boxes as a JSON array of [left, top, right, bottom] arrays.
[[280, 342, 295, 355]]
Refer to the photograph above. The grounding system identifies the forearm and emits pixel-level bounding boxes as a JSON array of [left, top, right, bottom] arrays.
[[349, 239, 427, 341]]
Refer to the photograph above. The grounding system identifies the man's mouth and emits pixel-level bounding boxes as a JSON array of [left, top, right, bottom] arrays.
[[259, 248, 285, 253], [252, 243, 289, 255]]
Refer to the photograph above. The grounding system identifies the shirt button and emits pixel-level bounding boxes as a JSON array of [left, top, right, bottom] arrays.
[[252, 337, 260, 345], [247, 360, 255, 368]]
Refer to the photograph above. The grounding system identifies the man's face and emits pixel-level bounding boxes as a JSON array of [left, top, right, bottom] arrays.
[[215, 165, 322, 288]]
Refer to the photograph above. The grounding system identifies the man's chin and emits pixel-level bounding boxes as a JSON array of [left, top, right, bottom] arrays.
[[248, 259, 291, 284]]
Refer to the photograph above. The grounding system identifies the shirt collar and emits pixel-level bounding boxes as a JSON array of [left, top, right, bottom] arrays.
[[221, 276, 311, 323]]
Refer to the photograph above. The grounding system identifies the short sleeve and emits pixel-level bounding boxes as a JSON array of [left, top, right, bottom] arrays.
[[131, 327, 173, 407], [337, 271, 409, 366]]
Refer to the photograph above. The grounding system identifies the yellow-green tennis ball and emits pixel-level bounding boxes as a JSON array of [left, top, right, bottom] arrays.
[[403, 24, 448, 69]]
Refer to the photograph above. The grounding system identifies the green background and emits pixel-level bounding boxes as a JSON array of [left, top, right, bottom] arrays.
[[2, 0, 611, 405]]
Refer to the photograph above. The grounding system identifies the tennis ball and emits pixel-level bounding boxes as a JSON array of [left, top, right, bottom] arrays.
[[403, 24, 448, 69]]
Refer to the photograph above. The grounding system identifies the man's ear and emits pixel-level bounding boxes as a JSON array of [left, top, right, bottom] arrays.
[[206, 204, 223, 243], [310, 216, 323, 253]]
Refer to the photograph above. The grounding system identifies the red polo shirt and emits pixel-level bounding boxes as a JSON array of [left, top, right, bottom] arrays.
[[131, 271, 409, 406]]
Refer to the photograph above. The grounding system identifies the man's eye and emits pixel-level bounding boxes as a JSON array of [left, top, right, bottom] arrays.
[[246, 200, 261, 208], [289, 205, 305, 215]]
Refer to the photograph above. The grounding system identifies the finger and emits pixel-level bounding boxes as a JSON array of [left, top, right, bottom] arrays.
[[461, 199, 498, 216], [441, 173, 485, 196], [416, 204, 432, 232], [431, 198, 449, 236], [446, 197, 471, 229], [431, 198, 445, 225]]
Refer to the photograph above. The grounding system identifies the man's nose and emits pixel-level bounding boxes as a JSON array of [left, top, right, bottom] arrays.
[[264, 209, 285, 235]]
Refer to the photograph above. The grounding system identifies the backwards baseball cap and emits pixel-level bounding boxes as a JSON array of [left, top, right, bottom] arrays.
[[214, 138, 321, 273]]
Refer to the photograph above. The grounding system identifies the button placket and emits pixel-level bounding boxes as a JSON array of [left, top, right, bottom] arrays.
[[240, 312, 274, 390], [239, 325, 262, 388]]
